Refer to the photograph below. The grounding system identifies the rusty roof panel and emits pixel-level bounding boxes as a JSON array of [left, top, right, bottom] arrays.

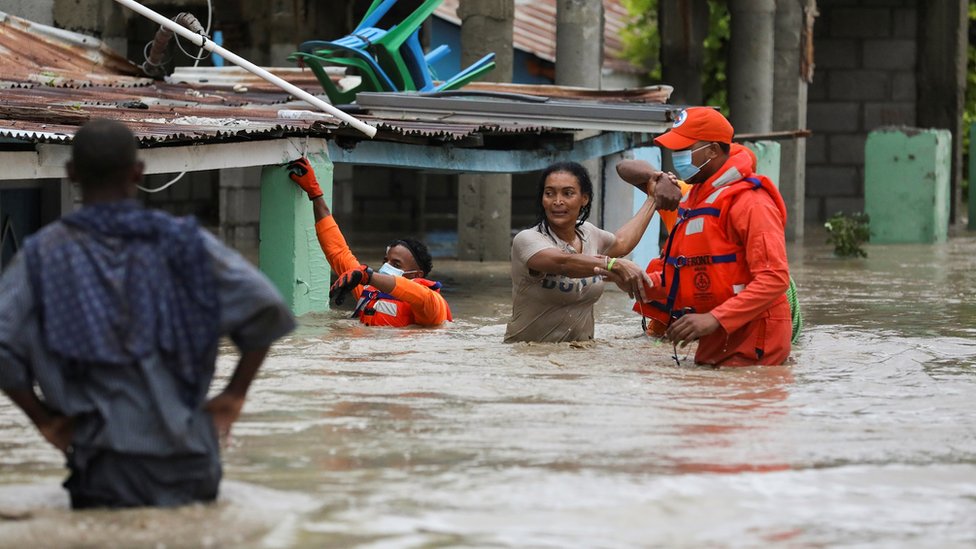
[[0, 12, 650, 150], [435, 0, 639, 73], [0, 11, 151, 88]]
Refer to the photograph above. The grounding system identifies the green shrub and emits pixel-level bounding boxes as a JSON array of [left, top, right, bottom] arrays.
[[825, 212, 870, 258]]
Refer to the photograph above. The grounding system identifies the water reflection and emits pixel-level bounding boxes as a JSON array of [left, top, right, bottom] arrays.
[[1, 236, 975, 547]]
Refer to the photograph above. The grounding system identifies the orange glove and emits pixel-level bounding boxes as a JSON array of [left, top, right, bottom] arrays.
[[286, 157, 323, 200], [330, 264, 372, 305]]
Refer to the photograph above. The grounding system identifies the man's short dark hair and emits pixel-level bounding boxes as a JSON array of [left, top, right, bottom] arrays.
[[388, 238, 433, 277], [71, 119, 138, 186]]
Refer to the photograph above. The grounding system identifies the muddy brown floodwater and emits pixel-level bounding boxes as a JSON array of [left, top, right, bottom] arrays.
[[1, 235, 974, 548]]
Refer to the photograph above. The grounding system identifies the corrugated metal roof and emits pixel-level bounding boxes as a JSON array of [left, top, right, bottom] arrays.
[[0, 9, 672, 150], [435, 0, 638, 74], [0, 10, 150, 88]]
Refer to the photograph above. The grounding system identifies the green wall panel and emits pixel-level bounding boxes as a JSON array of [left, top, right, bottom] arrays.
[[259, 152, 333, 316], [865, 128, 951, 244]]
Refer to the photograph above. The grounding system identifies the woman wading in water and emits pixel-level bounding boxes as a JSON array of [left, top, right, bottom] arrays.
[[504, 161, 680, 343]]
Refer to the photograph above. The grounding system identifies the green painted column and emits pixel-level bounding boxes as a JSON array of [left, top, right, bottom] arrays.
[[259, 152, 333, 316], [865, 128, 951, 244], [743, 140, 781, 188], [969, 123, 975, 231]]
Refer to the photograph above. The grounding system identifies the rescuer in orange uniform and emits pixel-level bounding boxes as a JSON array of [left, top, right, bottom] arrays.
[[633, 107, 792, 366], [287, 158, 451, 327]]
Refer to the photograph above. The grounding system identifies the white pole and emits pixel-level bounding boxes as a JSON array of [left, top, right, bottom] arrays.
[[112, 0, 377, 138]]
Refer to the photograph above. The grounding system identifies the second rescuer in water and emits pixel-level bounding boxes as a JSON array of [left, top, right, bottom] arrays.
[[287, 158, 451, 327]]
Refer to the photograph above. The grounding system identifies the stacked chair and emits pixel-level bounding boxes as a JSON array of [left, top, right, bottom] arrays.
[[289, 0, 496, 105]]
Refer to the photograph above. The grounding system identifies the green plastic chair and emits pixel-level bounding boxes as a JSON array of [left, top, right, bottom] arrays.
[[367, 0, 445, 92]]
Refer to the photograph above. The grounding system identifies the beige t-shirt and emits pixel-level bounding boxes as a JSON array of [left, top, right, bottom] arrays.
[[504, 221, 616, 343]]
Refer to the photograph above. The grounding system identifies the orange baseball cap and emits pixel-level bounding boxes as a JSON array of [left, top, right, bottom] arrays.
[[654, 107, 735, 150]]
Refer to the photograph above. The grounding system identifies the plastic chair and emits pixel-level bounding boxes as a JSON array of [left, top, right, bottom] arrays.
[[291, 0, 495, 102], [367, 0, 444, 91], [434, 53, 496, 91]]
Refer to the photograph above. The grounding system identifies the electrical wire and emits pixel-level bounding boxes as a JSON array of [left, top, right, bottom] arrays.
[[137, 171, 188, 193], [138, 0, 214, 195], [193, 0, 213, 68]]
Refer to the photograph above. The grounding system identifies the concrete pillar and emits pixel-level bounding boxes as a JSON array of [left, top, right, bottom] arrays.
[[658, 0, 709, 106], [728, 0, 776, 133], [258, 153, 332, 316], [556, 0, 603, 88], [865, 128, 951, 244], [772, 0, 813, 241], [556, 0, 604, 226], [970, 124, 976, 231], [457, 0, 514, 261], [457, 174, 512, 261], [917, 1, 967, 225]]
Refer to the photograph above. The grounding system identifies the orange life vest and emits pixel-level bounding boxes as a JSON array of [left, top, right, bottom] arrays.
[[352, 278, 451, 327], [634, 161, 788, 335]]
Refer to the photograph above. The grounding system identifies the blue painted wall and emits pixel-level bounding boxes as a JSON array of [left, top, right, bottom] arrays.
[[429, 18, 553, 85]]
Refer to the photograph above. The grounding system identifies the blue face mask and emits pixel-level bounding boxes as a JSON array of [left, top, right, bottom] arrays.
[[377, 262, 423, 278], [378, 262, 405, 277], [672, 144, 713, 181]]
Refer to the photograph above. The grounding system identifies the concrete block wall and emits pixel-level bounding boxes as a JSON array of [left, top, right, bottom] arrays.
[[807, 0, 918, 223], [218, 167, 261, 265]]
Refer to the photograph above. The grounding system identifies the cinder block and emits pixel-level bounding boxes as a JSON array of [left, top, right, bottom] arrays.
[[808, 102, 861, 133], [5, 0, 54, 24], [892, 8, 917, 38], [53, 0, 102, 31], [806, 166, 859, 197], [864, 102, 916, 130], [242, 189, 262, 222], [891, 71, 916, 101], [828, 70, 889, 101], [807, 134, 828, 164], [829, 134, 866, 165], [865, 127, 951, 243], [863, 39, 916, 70], [816, 39, 860, 69], [830, 8, 892, 38]]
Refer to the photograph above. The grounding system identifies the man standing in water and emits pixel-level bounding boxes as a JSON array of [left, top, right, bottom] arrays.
[[0, 119, 295, 508], [634, 107, 792, 365]]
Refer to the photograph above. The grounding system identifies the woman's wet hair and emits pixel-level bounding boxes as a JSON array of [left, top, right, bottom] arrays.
[[71, 119, 138, 187], [534, 161, 593, 241], [387, 238, 433, 277]]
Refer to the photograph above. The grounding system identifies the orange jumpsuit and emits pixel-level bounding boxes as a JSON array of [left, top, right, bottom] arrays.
[[641, 149, 791, 366], [314, 216, 451, 327]]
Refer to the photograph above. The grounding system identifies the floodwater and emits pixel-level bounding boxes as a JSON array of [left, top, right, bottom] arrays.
[[1, 233, 975, 548]]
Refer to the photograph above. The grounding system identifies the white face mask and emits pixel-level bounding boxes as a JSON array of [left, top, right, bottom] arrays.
[[378, 262, 405, 277]]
